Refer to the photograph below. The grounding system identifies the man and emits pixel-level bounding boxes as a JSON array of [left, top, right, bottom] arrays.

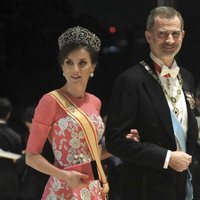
[[105, 6, 198, 200], [0, 97, 22, 200]]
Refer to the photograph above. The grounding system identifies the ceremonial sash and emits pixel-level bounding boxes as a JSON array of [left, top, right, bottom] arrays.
[[170, 110, 193, 200], [49, 90, 109, 199]]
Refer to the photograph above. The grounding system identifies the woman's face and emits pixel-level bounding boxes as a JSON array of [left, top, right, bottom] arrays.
[[61, 48, 95, 88]]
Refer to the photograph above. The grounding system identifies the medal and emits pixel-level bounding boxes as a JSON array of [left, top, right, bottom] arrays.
[[140, 61, 182, 117]]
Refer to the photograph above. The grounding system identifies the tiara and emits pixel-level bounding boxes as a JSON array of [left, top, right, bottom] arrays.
[[58, 26, 101, 52]]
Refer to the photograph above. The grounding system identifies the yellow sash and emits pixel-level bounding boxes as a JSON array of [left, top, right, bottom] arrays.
[[49, 90, 109, 197]]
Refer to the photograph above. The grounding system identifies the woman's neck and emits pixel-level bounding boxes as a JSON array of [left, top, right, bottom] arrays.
[[61, 85, 86, 99]]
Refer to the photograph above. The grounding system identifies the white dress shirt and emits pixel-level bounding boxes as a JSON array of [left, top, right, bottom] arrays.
[[150, 53, 188, 168]]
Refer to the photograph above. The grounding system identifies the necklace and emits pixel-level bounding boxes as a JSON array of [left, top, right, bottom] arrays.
[[166, 78, 171, 90], [140, 61, 182, 117]]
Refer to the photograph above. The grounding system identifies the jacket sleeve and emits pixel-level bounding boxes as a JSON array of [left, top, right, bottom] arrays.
[[105, 71, 167, 170]]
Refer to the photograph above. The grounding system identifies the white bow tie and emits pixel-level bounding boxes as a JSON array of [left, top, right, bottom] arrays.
[[160, 65, 180, 78]]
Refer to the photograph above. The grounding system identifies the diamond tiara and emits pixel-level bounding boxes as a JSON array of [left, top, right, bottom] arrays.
[[58, 26, 101, 52]]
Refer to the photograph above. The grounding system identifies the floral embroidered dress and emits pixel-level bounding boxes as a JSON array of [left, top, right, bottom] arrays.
[[26, 90, 105, 200]]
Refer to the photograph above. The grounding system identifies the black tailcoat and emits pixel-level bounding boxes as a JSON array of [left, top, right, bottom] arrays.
[[0, 123, 22, 199], [105, 58, 198, 200]]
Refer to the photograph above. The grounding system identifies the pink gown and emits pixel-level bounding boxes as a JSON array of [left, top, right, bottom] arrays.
[[26, 90, 105, 200]]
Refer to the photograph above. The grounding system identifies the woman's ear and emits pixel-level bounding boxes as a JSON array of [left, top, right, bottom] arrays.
[[89, 64, 96, 77], [91, 64, 96, 73]]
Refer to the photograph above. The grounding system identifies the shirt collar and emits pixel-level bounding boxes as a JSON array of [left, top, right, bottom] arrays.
[[0, 119, 6, 124], [150, 52, 179, 70]]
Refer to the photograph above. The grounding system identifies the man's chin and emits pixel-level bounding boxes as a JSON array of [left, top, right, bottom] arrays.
[[162, 51, 177, 58]]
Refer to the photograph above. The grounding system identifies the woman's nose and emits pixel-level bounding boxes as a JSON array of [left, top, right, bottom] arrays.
[[73, 64, 80, 72]]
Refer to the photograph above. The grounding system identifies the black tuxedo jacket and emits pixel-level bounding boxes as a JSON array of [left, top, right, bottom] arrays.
[[105, 58, 198, 200], [0, 123, 22, 198]]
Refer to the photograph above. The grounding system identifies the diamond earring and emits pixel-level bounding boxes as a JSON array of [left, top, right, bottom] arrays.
[[90, 72, 94, 77]]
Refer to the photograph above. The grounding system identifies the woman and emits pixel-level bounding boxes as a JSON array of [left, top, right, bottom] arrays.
[[25, 26, 108, 200]]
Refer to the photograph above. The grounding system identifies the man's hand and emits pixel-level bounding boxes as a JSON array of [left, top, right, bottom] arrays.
[[169, 151, 192, 172]]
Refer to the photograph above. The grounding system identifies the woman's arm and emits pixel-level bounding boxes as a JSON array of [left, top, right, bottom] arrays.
[[25, 151, 89, 189], [99, 144, 112, 160]]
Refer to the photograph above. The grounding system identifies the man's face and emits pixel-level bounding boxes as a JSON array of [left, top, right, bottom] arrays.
[[145, 16, 185, 63]]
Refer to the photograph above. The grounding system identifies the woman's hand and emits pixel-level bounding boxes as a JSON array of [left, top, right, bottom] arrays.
[[25, 152, 89, 189], [126, 129, 140, 142], [61, 170, 89, 189]]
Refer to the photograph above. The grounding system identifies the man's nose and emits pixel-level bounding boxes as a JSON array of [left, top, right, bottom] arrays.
[[166, 33, 175, 43]]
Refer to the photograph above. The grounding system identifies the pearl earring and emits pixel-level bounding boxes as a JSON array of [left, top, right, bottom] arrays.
[[90, 72, 94, 77]]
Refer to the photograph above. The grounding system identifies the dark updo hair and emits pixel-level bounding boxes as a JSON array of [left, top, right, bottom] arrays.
[[58, 42, 99, 66]]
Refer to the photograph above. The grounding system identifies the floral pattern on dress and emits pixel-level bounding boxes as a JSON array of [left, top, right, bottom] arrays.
[[42, 110, 105, 200]]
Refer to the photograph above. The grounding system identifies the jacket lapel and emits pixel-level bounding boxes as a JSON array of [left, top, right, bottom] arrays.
[[180, 69, 198, 152], [141, 60, 174, 137]]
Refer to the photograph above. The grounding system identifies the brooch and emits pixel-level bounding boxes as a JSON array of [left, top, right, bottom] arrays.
[[185, 92, 195, 109]]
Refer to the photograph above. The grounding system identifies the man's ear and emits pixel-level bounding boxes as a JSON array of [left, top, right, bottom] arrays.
[[5, 112, 11, 121], [145, 31, 151, 43], [182, 30, 185, 40]]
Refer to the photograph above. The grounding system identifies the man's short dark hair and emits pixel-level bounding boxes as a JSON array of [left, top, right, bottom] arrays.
[[0, 97, 12, 119]]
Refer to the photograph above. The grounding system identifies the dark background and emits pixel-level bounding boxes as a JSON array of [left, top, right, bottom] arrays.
[[0, 0, 200, 136]]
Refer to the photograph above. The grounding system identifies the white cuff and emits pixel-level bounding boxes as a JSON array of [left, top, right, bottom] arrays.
[[163, 150, 171, 169]]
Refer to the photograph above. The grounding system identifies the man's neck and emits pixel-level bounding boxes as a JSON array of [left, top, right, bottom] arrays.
[[150, 52, 174, 67]]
